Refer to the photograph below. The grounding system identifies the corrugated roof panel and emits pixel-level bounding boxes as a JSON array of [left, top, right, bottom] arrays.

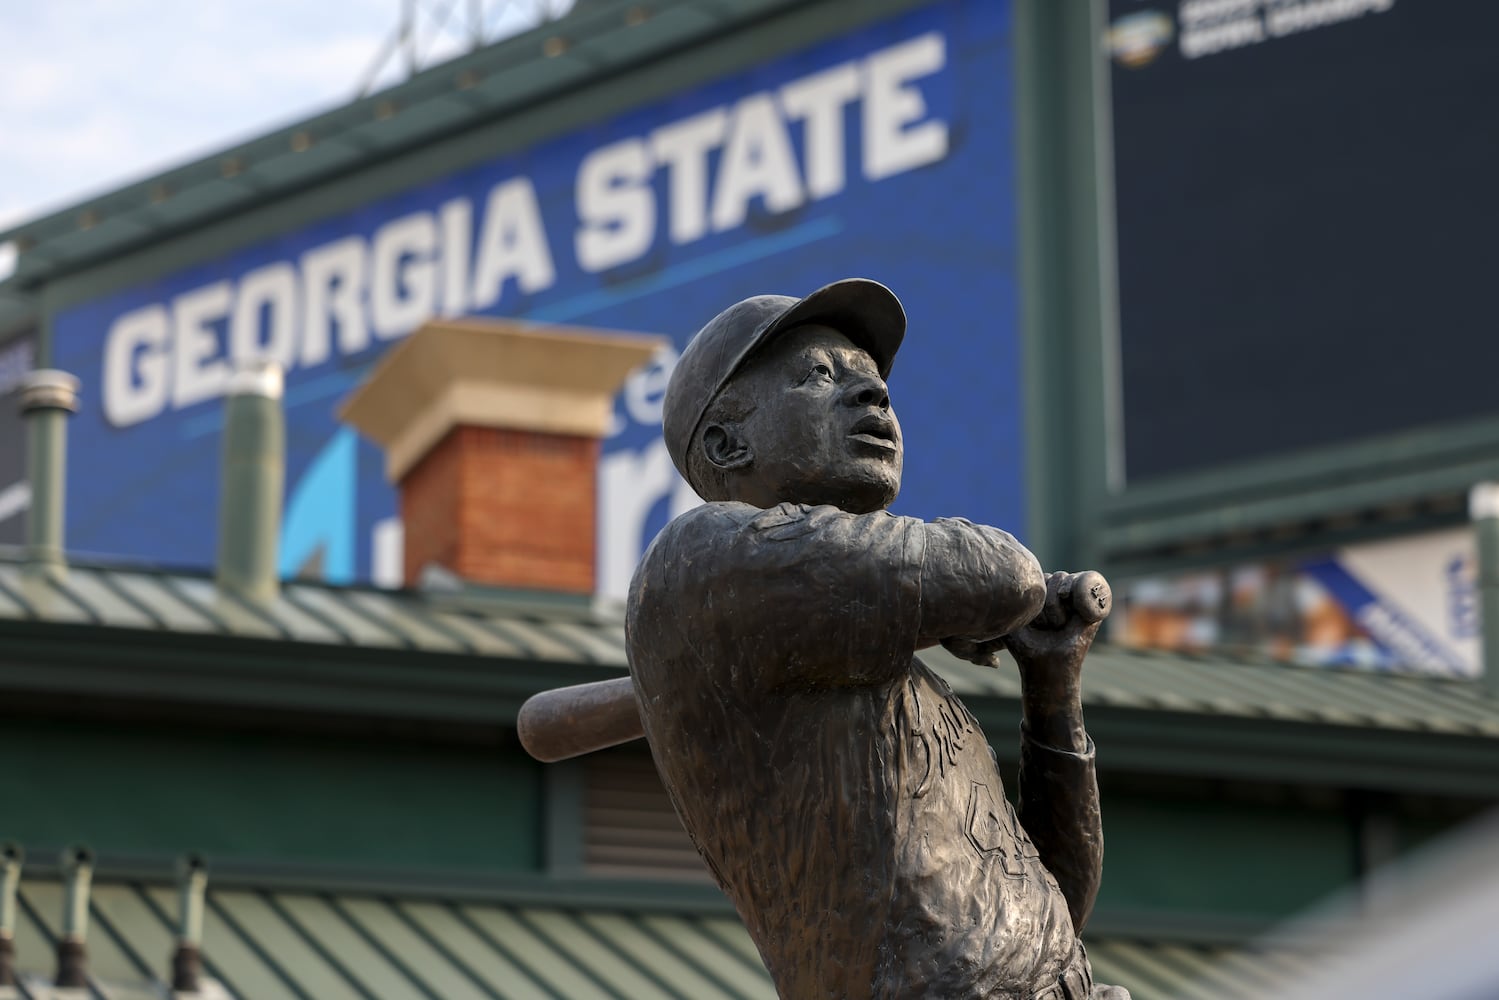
[[10, 886, 56, 977], [525, 909, 680, 1000], [424, 610, 528, 658], [267, 894, 430, 1000], [1092, 939, 1214, 1000], [285, 586, 406, 647], [248, 594, 350, 645], [169, 579, 282, 640], [639, 914, 778, 1000], [0, 874, 1348, 1000], [0, 565, 91, 623], [455, 906, 616, 1000], [20, 881, 147, 987], [546, 622, 629, 667], [342, 591, 470, 654], [328, 896, 493, 1000], [104, 572, 220, 633], [1151, 942, 1267, 999], [1313, 674, 1430, 730], [87, 884, 178, 983], [0, 572, 28, 618], [86, 886, 172, 987], [479, 619, 592, 663], [211, 890, 368, 1000], [56, 569, 158, 630], [1138, 657, 1301, 721], [140, 885, 288, 1000], [396, 901, 556, 1000], [695, 916, 770, 969]]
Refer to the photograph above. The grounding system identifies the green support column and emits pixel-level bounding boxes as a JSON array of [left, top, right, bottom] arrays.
[[1471, 483, 1499, 697], [216, 361, 285, 604], [18, 369, 80, 581]]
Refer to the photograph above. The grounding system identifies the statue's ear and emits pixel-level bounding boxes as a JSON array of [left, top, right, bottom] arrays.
[[702, 423, 753, 471]]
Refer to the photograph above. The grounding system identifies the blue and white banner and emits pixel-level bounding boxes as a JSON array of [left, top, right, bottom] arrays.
[[52, 0, 1023, 597], [1302, 528, 1479, 676]]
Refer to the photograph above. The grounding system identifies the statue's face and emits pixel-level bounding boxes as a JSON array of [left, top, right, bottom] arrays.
[[728, 324, 902, 513]]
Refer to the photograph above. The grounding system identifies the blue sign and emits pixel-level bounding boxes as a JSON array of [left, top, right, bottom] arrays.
[[53, 0, 1022, 597]]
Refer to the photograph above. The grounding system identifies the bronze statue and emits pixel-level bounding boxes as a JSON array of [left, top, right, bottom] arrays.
[[627, 279, 1128, 999], [518, 278, 1128, 998]]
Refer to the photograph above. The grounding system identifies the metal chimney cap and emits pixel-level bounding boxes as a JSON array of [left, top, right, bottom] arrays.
[[18, 369, 80, 414], [226, 359, 284, 400]]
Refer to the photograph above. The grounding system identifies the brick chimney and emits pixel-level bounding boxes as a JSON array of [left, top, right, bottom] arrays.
[[340, 318, 664, 594]]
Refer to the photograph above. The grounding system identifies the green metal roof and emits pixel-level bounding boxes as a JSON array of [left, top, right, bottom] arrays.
[[0, 872, 1302, 1000], [0, 553, 627, 669], [3, 551, 1498, 737], [4, 549, 1499, 795], [924, 644, 1499, 740]]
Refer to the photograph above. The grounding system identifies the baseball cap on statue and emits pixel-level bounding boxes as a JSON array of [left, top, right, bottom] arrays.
[[662, 277, 906, 483]]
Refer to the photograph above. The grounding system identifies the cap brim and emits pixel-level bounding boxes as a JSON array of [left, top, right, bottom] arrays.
[[755, 278, 906, 379]]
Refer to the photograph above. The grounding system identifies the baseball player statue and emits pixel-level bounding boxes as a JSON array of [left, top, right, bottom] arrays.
[[527, 278, 1129, 999]]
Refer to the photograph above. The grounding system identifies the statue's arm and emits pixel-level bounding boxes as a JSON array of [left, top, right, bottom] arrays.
[[913, 517, 1047, 648], [712, 506, 1044, 690], [1008, 573, 1104, 933]]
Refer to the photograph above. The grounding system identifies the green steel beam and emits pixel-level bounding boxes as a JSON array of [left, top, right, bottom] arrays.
[[1016, 0, 1114, 571]]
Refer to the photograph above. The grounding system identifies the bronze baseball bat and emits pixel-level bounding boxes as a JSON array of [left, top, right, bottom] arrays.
[[516, 571, 1111, 763], [517, 675, 643, 763]]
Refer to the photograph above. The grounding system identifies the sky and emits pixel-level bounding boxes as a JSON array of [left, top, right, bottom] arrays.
[[0, 0, 571, 277]]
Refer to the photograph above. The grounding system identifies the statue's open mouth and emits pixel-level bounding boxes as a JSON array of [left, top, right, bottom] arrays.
[[849, 414, 898, 451]]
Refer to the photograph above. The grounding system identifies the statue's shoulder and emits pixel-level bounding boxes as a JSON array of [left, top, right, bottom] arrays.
[[652, 500, 825, 548], [631, 501, 826, 599]]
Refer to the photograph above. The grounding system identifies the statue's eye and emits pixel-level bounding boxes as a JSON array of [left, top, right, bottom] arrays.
[[812, 363, 833, 379]]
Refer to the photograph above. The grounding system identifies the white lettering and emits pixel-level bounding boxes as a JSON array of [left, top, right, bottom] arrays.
[[230, 262, 298, 370], [711, 94, 805, 232], [439, 198, 472, 316], [93, 28, 960, 433], [598, 439, 701, 600], [650, 109, 728, 245], [370, 212, 439, 339], [372, 517, 404, 589], [622, 345, 678, 427], [1180, 16, 1265, 57], [300, 236, 369, 367], [171, 281, 233, 409], [863, 32, 948, 181], [103, 305, 171, 427], [779, 61, 860, 199], [470, 178, 556, 309], [576, 138, 657, 272]]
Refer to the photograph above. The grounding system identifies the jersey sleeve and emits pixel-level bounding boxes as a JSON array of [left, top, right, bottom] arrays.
[[680, 502, 927, 693]]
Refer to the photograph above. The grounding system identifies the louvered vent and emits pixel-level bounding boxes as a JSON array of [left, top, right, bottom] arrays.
[[584, 748, 711, 881]]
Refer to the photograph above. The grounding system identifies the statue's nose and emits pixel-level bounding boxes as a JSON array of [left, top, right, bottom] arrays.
[[844, 374, 890, 409]]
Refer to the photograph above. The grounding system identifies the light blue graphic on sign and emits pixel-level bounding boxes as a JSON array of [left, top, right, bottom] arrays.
[[52, 0, 1022, 597]]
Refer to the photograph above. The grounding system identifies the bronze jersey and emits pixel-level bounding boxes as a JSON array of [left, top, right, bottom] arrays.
[[627, 502, 1101, 999]]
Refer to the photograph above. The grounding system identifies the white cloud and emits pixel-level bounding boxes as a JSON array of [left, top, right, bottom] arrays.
[[0, 0, 574, 234], [0, 1, 389, 222]]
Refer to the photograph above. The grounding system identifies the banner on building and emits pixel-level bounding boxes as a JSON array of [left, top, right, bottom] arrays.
[[1117, 527, 1479, 676], [52, 0, 1022, 597]]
